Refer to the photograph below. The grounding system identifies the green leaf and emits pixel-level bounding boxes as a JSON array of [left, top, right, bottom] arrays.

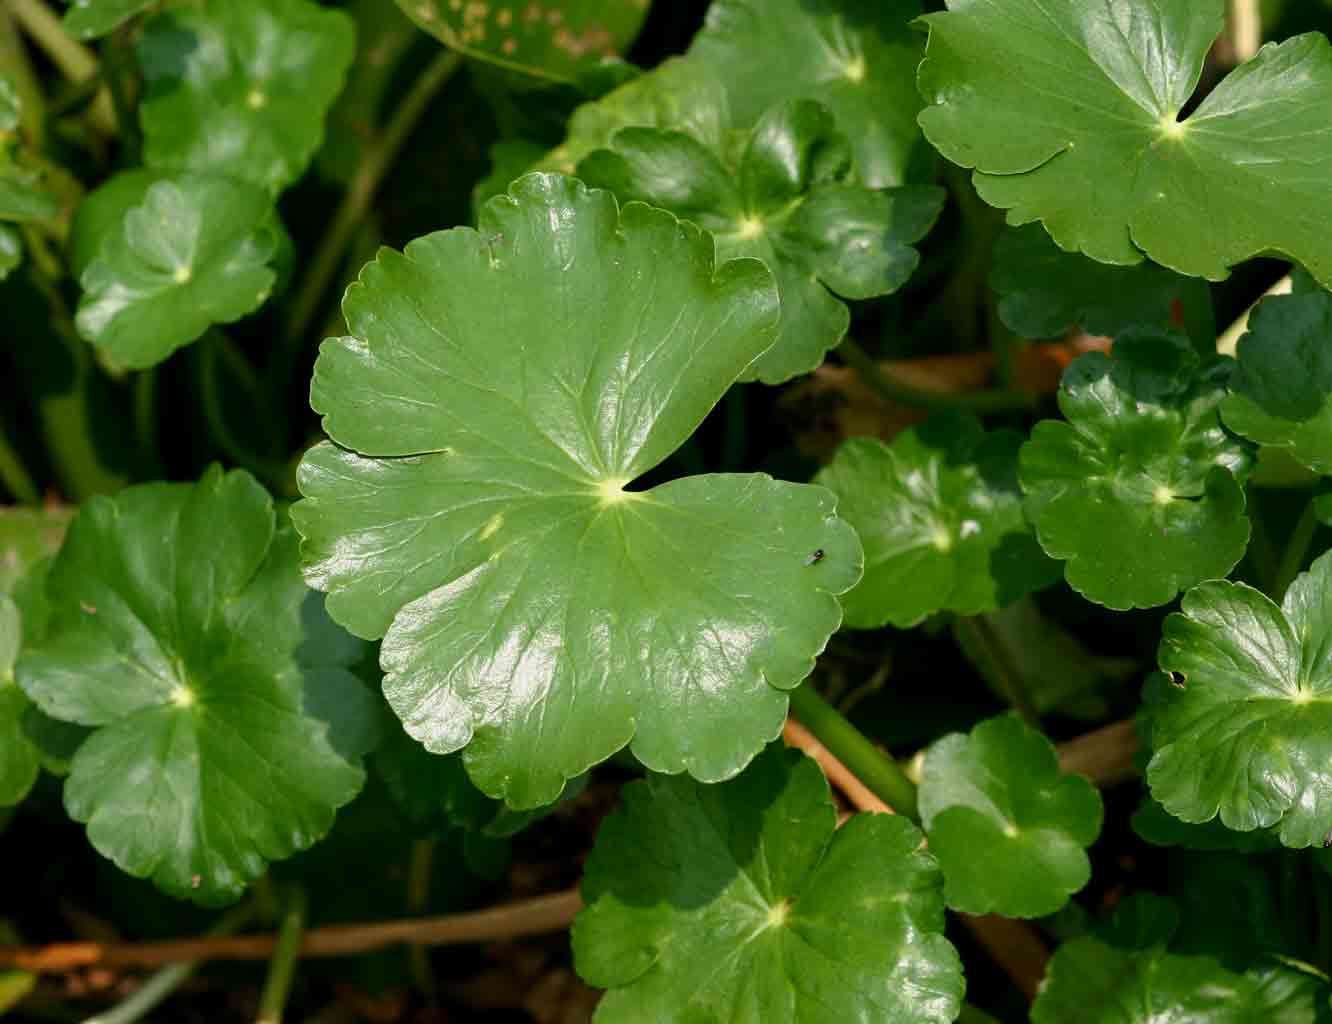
[[0, 224, 21, 281], [0, 507, 72, 595], [992, 224, 1214, 343], [137, 0, 356, 193], [815, 414, 1058, 630], [1146, 550, 1332, 848], [1032, 894, 1328, 1023], [0, 75, 58, 224], [0, 597, 39, 807], [294, 173, 862, 809], [75, 176, 279, 370], [579, 99, 944, 384], [1132, 797, 1279, 854], [373, 724, 498, 833], [572, 746, 963, 1023], [63, 0, 155, 39], [918, 0, 1332, 287], [397, 0, 649, 84], [1020, 331, 1252, 610], [1222, 285, 1332, 475], [688, 0, 929, 188], [16, 468, 378, 905], [919, 713, 1101, 917]]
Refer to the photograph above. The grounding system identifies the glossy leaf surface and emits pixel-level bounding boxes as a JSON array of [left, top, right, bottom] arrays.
[[816, 414, 1057, 629], [294, 174, 861, 809], [1147, 551, 1332, 848], [17, 468, 377, 904], [1020, 332, 1252, 610], [919, 0, 1332, 287], [1223, 285, 1332, 475], [579, 99, 944, 383], [920, 713, 1101, 917], [572, 746, 963, 1023], [137, 0, 355, 193]]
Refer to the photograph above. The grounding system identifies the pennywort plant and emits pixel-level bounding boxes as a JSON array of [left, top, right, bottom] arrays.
[[2, 0, 1332, 1021]]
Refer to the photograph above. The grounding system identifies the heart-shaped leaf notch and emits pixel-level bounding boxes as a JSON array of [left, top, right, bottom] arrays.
[[293, 173, 862, 810]]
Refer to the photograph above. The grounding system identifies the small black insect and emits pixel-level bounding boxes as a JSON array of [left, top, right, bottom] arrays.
[[804, 548, 825, 566]]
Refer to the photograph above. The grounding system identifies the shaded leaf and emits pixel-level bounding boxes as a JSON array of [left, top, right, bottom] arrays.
[[63, 0, 155, 39]]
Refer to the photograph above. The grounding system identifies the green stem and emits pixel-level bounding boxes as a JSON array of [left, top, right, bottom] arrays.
[[100, 26, 141, 160], [196, 332, 294, 496], [8, 0, 115, 135], [1317, 865, 1332, 974], [280, 50, 462, 363], [256, 887, 307, 1024], [836, 339, 1037, 416], [82, 903, 256, 1024], [406, 839, 437, 1000], [1271, 499, 1319, 600], [956, 615, 1039, 724], [0, 5, 46, 145], [787, 682, 919, 821], [0, 426, 40, 503], [132, 369, 160, 475]]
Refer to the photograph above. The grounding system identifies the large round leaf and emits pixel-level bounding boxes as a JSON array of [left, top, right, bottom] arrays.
[[579, 99, 944, 383], [1020, 331, 1252, 610], [572, 746, 964, 1023], [74, 176, 280, 369], [918, 0, 1332, 287], [1146, 550, 1332, 848], [137, 0, 355, 193], [1222, 286, 1332, 475], [919, 713, 1102, 918], [293, 173, 861, 810], [17, 468, 378, 905], [688, 0, 929, 188], [816, 414, 1057, 629]]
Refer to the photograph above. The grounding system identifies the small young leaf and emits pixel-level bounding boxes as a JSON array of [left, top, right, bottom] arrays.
[[919, 0, 1332, 286], [579, 99, 944, 383], [294, 173, 861, 810], [1020, 331, 1252, 610], [815, 414, 1057, 630], [1032, 894, 1328, 1023], [75, 176, 279, 369], [919, 713, 1102, 917], [688, 0, 929, 188], [1146, 550, 1332, 848], [1222, 286, 1332, 475], [62, 0, 155, 40], [137, 0, 355, 193], [572, 746, 963, 1023], [991, 224, 1213, 343], [397, 0, 649, 84], [16, 468, 377, 905]]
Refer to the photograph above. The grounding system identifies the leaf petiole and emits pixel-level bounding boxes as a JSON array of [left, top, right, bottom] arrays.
[[836, 338, 1038, 415], [255, 886, 307, 1024]]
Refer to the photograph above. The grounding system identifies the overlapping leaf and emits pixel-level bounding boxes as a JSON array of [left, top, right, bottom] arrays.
[[919, 0, 1332, 286], [1223, 285, 1332, 475], [397, 0, 649, 84], [689, 0, 929, 188], [17, 468, 378, 904], [0, 598, 36, 808], [74, 176, 280, 369], [579, 99, 943, 383], [137, 0, 355, 193], [0, 74, 58, 224], [294, 173, 861, 809], [816, 414, 1057, 629], [62, 0, 155, 39], [1145, 551, 1332, 848], [1020, 331, 1252, 610], [919, 714, 1101, 917], [572, 746, 963, 1023]]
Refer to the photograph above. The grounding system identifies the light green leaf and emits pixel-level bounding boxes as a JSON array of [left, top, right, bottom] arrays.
[[63, 0, 155, 39], [397, 0, 649, 84], [138, 0, 356, 193], [1222, 285, 1332, 475], [1020, 331, 1252, 610], [0, 74, 58, 224], [918, 0, 1332, 287], [919, 713, 1102, 918], [1146, 550, 1332, 848], [991, 224, 1214, 344], [815, 414, 1058, 630], [579, 99, 944, 383], [1033, 894, 1328, 1023], [689, 0, 929, 188], [293, 173, 861, 809], [572, 746, 964, 1023], [75, 176, 279, 370], [0, 508, 71, 596], [0, 224, 21, 281], [0, 597, 39, 807], [16, 468, 377, 905]]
